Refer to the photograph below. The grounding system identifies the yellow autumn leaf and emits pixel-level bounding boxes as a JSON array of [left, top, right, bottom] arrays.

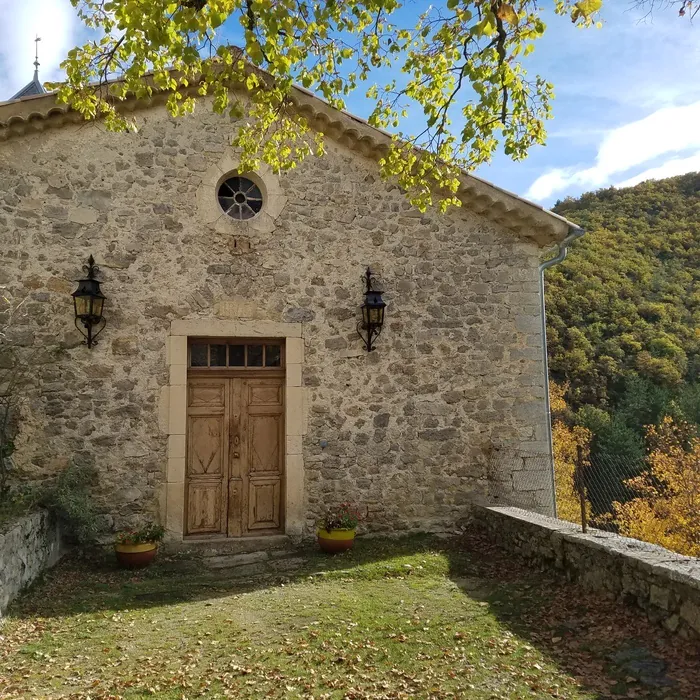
[[496, 3, 519, 25]]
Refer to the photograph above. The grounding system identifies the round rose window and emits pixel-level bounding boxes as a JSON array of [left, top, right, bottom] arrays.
[[217, 176, 264, 220]]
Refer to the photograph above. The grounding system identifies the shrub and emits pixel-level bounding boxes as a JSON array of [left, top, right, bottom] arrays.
[[41, 463, 103, 546]]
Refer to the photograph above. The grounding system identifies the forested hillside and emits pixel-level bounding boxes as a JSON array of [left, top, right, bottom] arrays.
[[545, 173, 700, 457]]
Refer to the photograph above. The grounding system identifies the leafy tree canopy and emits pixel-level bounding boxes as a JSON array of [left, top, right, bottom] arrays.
[[54, 0, 607, 211], [546, 173, 700, 450]]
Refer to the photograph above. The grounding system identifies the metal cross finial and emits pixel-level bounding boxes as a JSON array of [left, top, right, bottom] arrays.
[[33, 36, 41, 80]]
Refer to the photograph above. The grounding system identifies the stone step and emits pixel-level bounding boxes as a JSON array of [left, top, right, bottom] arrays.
[[205, 550, 270, 569], [160, 535, 312, 580], [201, 549, 310, 578], [169, 534, 294, 558]]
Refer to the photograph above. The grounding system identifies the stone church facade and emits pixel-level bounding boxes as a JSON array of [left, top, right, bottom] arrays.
[[0, 85, 578, 542]]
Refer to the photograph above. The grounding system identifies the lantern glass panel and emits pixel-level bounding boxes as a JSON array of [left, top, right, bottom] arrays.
[[91, 296, 104, 318], [368, 306, 383, 325], [74, 295, 90, 317], [362, 304, 370, 328]]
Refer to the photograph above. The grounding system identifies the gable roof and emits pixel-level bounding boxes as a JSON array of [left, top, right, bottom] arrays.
[[10, 76, 46, 100], [0, 82, 579, 245]]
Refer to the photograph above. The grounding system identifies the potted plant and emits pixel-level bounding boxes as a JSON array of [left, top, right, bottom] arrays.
[[317, 502, 362, 553], [114, 523, 165, 569]]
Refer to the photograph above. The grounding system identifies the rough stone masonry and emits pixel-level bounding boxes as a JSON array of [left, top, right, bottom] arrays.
[[0, 96, 556, 538]]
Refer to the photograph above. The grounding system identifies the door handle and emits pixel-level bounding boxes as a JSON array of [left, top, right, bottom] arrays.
[[233, 451, 240, 458]]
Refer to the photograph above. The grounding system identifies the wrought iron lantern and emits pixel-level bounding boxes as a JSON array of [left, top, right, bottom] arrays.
[[357, 267, 386, 352], [72, 255, 106, 349]]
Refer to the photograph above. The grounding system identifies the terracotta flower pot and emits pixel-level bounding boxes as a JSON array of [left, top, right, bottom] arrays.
[[114, 542, 158, 569], [317, 528, 356, 553]]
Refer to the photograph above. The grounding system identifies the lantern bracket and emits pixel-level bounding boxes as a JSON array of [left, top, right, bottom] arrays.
[[72, 255, 107, 349], [74, 315, 106, 349], [356, 267, 386, 352]]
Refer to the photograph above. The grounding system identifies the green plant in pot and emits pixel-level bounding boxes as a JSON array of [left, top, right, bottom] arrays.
[[317, 502, 362, 553], [114, 523, 165, 569]]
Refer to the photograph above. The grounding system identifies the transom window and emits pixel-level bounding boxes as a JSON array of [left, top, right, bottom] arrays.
[[189, 342, 283, 368], [217, 176, 263, 220]]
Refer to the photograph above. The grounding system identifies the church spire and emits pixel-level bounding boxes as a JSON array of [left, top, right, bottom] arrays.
[[33, 35, 41, 83], [8, 35, 47, 101]]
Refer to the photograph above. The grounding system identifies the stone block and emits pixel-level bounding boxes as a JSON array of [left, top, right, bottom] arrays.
[[112, 337, 138, 356], [206, 551, 268, 568], [169, 385, 187, 435], [169, 335, 187, 364], [165, 482, 185, 535], [649, 584, 672, 611], [169, 363, 187, 386], [168, 434, 186, 460], [286, 363, 302, 387], [167, 458, 186, 483], [680, 600, 700, 635], [69, 207, 98, 224], [286, 387, 304, 436], [286, 434, 302, 455], [286, 337, 304, 364]]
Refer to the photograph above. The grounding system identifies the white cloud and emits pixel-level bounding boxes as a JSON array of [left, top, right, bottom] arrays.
[[524, 170, 574, 201], [615, 152, 700, 189], [525, 101, 700, 200], [0, 0, 81, 100]]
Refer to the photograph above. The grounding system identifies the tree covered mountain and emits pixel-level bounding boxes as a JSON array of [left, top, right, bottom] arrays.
[[545, 173, 700, 456]]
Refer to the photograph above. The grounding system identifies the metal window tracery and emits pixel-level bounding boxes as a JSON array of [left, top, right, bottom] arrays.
[[217, 176, 264, 220]]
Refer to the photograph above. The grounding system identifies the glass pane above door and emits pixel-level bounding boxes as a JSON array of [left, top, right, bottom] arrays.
[[188, 341, 285, 368]]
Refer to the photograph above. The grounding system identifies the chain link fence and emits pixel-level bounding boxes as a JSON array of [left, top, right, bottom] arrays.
[[487, 448, 700, 559]]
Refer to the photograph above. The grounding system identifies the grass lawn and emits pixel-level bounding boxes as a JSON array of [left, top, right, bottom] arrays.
[[0, 532, 698, 699]]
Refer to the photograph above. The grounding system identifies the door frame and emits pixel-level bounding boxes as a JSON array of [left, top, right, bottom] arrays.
[[163, 320, 305, 542]]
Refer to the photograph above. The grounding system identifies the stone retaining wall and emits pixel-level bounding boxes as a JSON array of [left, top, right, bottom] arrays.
[[472, 505, 700, 640], [0, 510, 63, 616]]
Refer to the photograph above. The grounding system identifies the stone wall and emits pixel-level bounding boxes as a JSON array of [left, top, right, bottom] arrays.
[[0, 100, 553, 537], [0, 510, 63, 616], [472, 505, 700, 640]]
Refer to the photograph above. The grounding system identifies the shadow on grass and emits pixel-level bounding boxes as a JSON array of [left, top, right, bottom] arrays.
[[10, 529, 700, 699], [12, 533, 449, 617]]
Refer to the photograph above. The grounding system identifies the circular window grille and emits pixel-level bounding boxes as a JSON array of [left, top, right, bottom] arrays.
[[217, 176, 264, 220]]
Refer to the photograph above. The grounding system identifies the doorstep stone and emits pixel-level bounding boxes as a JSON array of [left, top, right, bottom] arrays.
[[205, 551, 269, 569]]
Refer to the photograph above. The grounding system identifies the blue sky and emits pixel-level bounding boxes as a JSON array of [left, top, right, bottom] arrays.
[[1, 0, 698, 207]]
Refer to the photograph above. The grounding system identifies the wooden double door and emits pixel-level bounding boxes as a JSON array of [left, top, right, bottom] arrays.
[[185, 375, 285, 537]]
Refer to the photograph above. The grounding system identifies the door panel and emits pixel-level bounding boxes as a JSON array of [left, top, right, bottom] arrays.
[[187, 415, 225, 476], [248, 478, 281, 529], [189, 383, 226, 408], [243, 378, 284, 534], [249, 415, 282, 473], [186, 372, 284, 538], [185, 377, 228, 535], [187, 483, 224, 534], [248, 383, 283, 406]]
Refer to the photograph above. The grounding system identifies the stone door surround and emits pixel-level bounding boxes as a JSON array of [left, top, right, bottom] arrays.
[[164, 320, 305, 540]]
